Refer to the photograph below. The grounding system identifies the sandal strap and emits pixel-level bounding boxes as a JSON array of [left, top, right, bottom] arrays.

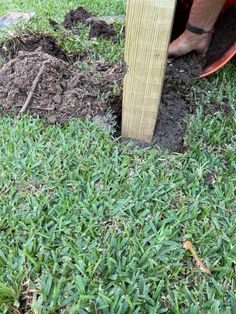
[[186, 22, 213, 35]]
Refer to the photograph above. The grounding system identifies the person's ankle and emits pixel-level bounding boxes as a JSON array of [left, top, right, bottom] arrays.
[[168, 30, 211, 57], [184, 29, 210, 53]]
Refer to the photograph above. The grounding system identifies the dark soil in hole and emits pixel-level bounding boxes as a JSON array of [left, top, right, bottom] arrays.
[[142, 53, 204, 152], [154, 94, 191, 152], [206, 7, 236, 66], [62, 7, 117, 40], [1, 34, 80, 62], [0, 49, 123, 124], [164, 53, 203, 90]]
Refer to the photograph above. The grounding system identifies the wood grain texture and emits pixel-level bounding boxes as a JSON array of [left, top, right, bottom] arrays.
[[122, 0, 177, 142]]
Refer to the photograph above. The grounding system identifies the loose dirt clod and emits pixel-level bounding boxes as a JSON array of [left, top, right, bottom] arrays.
[[89, 20, 116, 39], [204, 170, 217, 188], [63, 7, 93, 28], [0, 49, 123, 123], [62, 7, 117, 40]]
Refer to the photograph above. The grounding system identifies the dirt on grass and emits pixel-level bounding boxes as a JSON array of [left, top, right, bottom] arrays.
[[62, 7, 117, 40], [0, 48, 123, 123], [0, 6, 233, 152], [63, 7, 93, 27]]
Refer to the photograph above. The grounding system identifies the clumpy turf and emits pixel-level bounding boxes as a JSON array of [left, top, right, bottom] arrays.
[[0, 0, 236, 313]]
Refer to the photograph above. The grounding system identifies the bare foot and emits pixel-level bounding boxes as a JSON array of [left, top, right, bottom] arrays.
[[168, 30, 211, 57]]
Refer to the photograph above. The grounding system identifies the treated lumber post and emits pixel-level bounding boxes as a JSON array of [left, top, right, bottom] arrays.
[[122, 0, 177, 142]]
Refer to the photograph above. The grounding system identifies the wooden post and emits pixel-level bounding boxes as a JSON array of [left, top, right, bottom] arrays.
[[122, 0, 177, 142]]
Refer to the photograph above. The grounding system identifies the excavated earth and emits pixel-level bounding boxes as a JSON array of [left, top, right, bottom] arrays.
[[0, 48, 123, 124], [0, 6, 233, 152]]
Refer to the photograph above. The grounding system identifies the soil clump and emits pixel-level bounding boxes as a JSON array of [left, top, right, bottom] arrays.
[[62, 7, 117, 40], [63, 7, 93, 28]]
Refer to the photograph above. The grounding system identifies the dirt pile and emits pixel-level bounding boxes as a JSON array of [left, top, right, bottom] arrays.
[[0, 48, 123, 123], [62, 7, 117, 40]]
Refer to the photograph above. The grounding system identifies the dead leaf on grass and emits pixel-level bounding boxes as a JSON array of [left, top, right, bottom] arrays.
[[183, 240, 211, 275]]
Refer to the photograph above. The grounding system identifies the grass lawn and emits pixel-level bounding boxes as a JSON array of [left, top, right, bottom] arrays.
[[0, 0, 236, 313]]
